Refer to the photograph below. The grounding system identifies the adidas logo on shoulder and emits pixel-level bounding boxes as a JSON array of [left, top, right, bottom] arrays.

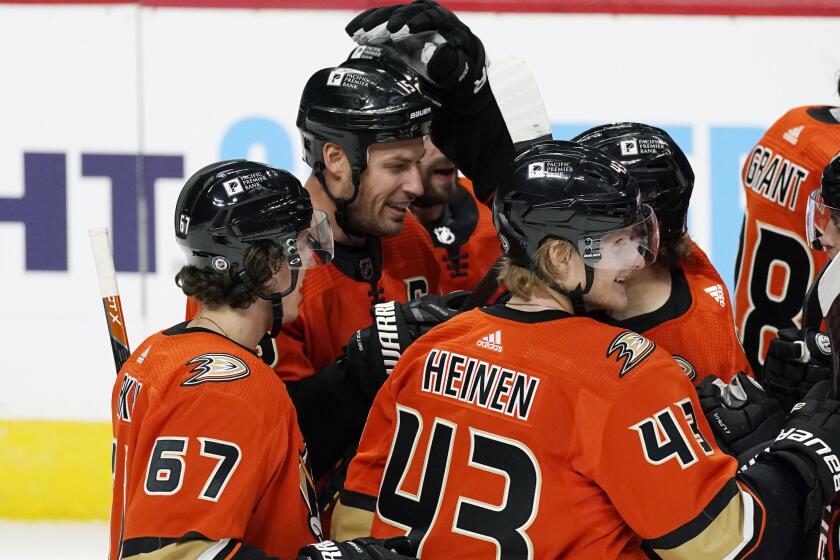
[[783, 125, 803, 145], [477, 330, 503, 352], [136, 345, 151, 364], [704, 284, 726, 307]]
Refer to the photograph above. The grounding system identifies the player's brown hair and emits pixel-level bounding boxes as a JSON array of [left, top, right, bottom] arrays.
[[499, 238, 574, 298], [656, 234, 695, 269], [175, 240, 284, 309]]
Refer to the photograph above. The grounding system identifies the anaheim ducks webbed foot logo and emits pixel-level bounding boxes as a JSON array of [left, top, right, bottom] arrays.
[[182, 353, 250, 386], [607, 331, 656, 377], [672, 355, 697, 382]]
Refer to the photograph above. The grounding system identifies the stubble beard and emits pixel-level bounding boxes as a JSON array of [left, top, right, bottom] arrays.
[[344, 201, 404, 238]]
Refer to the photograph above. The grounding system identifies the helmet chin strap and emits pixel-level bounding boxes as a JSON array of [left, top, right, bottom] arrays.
[[530, 262, 595, 316], [267, 292, 285, 338], [252, 268, 299, 338], [238, 246, 303, 339], [314, 163, 367, 239]]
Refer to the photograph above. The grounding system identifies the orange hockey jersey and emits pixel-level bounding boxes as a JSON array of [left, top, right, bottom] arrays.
[[185, 214, 442, 380], [734, 105, 840, 372], [418, 179, 500, 294], [342, 306, 758, 559], [273, 213, 442, 381], [617, 241, 752, 384], [109, 324, 320, 560]]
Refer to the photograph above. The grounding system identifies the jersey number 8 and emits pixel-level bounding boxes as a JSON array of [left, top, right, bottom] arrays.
[[737, 221, 814, 370]]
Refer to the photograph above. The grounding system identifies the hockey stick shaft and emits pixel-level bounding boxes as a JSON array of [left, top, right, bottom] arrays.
[[458, 57, 550, 312], [89, 227, 131, 374]]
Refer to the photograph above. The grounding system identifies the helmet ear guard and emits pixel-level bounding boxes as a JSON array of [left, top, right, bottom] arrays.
[[494, 211, 532, 268]]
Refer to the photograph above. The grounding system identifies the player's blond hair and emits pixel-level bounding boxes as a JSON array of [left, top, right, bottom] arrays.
[[499, 238, 574, 298]]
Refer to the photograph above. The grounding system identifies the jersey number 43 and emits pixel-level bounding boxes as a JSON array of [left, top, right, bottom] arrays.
[[377, 405, 540, 559]]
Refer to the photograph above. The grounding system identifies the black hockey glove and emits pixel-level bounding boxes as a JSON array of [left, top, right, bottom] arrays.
[[696, 372, 785, 461], [767, 380, 840, 528], [345, 291, 469, 398], [762, 327, 832, 413], [297, 537, 417, 560], [346, 0, 490, 113]]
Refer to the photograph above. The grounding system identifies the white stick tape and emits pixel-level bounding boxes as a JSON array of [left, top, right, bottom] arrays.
[[487, 55, 552, 145], [88, 227, 120, 298]]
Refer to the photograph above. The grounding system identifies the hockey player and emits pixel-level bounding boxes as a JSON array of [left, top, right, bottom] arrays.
[[338, 43, 500, 294], [411, 136, 500, 293], [573, 124, 783, 460], [737, 153, 840, 560], [574, 123, 753, 383], [332, 139, 840, 558], [733, 82, 840, 373], [274, 54, 446, 382], [762, 152, 840, 412], [110, 160, 417, 560]]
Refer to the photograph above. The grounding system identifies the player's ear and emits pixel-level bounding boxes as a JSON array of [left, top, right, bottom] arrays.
[[322, 142, 349, 179], [544, 239, 579, 287], [548, 239, 572, 268]]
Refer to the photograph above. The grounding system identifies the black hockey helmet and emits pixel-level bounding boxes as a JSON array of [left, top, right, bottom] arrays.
[[494, 140, 659, 312], [573, 123, 694, 241], [806, 151, 840, 250], [297, 54, 432, 234], [344, 44, 424, 86], [297, 55, 432, 182], [175, 160, 333, 335], [823, 150, 840, 207]]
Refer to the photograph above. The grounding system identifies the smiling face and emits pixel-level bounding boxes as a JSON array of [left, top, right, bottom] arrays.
[[584, 265, 637, 311], [343, 138, 425, 237], [413, 136, 457, 207], [570, 228, 647, 312]]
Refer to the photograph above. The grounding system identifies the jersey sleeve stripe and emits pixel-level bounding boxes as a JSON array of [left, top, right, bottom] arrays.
[[197, 539, 235, 560], [339, 489, 378, 512], [646, 478, 738, 549], [647, 479, 763, 559], [123, 536, 180, 557], [123, 536, 237, 560], [733, 482, 766, 559]]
